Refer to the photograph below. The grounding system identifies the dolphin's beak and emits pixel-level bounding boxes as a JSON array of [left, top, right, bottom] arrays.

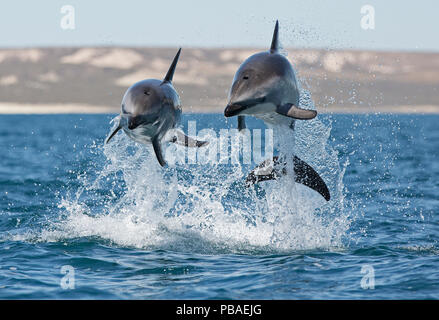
[[224, 97, 266, 117], [127, 116, 141, 130], [224, 104, 247, 117]]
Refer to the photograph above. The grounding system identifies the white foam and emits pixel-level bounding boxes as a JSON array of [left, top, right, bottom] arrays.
[[53, 97, 347, 253], [15, 89, 353, 254]]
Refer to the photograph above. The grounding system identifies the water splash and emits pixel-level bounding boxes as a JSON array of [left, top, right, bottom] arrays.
[[35, 90, 353, 254]]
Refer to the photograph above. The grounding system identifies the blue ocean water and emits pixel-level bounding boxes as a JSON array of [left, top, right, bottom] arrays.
[[0, 113, 438, 299]]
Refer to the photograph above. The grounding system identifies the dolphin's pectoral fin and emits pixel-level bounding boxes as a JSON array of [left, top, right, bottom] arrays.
[[238, 116, 246, 131], [246, 155, 330, 201], [105, 124, 121, 144], [276, 103, 317, 120], [152, 137, 166, 167], [171, 129, 208, 148]]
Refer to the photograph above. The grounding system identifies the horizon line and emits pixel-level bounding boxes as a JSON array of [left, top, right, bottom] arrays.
[[0, 44, 438, 55]]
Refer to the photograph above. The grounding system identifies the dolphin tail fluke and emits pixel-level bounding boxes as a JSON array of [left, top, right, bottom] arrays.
[[270, 20, 279, 53], [163, 48, 182, 83], [170, 129, 209, 148], [246, 155, 330, 201], [276, 103, 317, 120], [152, 137, 167, 167], [292, 156, 330, 201], [238, 116, 246, 131], [105, 124, 121, 144]]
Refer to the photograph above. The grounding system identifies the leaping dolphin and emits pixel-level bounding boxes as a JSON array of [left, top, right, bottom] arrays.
[[224, 21, 330, 201], [106, 48, 207, 167]]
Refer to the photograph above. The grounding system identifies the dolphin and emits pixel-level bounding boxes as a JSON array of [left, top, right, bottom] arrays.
[[224, 21, 330, 201], [105, 48, 207, 167]]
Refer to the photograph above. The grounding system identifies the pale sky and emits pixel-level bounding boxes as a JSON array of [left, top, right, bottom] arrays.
[[0, 0, 437, 51]]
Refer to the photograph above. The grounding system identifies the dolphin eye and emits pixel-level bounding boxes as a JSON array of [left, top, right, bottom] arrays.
[[144, 90, 150, 95], [243, 76, 249, 80]]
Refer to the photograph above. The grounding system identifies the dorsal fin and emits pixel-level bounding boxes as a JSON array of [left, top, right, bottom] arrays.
[[270, 20, 279, 53], [163, 48, 181, 83]]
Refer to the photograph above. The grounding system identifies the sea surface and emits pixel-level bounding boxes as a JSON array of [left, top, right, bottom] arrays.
[[0, 113, 438, 299]]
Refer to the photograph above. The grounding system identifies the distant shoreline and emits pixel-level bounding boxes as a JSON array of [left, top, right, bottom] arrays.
[[2, 48, 439, 115], [1, 103, 439, 115]]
